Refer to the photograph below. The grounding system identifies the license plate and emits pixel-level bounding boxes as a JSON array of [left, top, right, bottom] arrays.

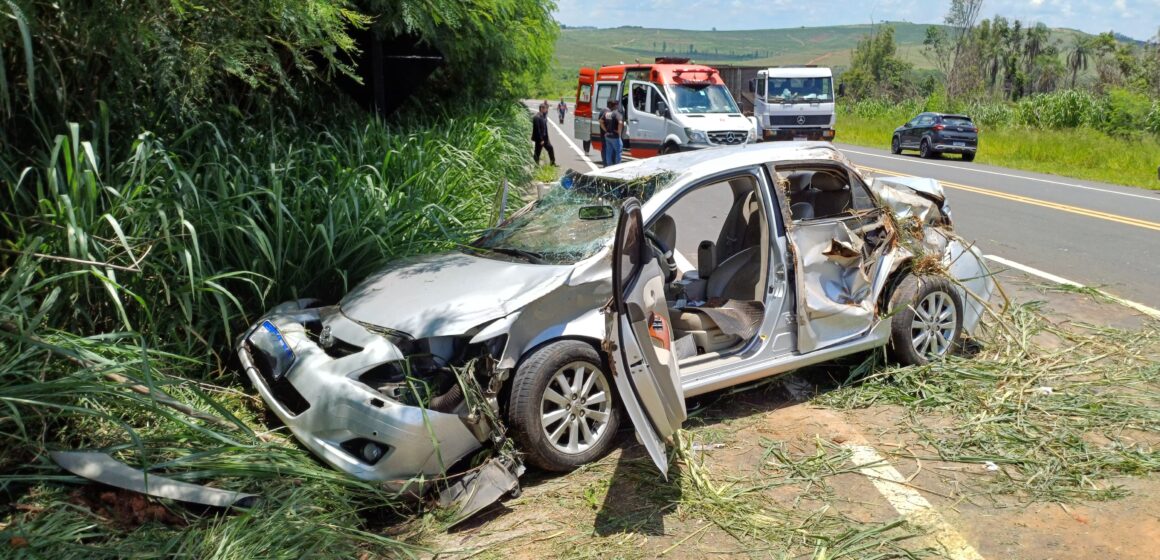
[[954, 142, 965, 147], [249, 320, 296, 380]]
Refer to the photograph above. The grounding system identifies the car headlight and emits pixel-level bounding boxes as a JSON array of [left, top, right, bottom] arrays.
[[747, 129, 757, 143], [684, 128, 709, 144]]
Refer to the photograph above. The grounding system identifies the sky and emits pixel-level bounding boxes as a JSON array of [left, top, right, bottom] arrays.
[[554, 0, 1160, 41]]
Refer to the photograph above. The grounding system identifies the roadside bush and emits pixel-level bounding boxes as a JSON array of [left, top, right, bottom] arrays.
[[1101, 88, 1155, 137], [1148, 102, 1160, 135], [1014, 89, 1107, 129], [960, 100, 1016, 127], [3, 102, 532, 362]]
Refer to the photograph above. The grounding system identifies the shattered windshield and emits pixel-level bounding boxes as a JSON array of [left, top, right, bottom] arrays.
[[471, 171, 678, 265], [666, 84, 740, 114], [767, 77, 833, 103]]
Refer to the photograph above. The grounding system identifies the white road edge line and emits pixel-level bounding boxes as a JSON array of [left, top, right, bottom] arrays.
[[538, 104, 598, 172], [983, 255, 1160, 319], [845, 444, 986, 560], [842, 148, 1160, 203]]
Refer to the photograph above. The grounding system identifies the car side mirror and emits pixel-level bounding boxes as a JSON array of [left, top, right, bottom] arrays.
[[579, 205, 615, 220], [655, 100, 667, 116], [748, 79, 756, 93]]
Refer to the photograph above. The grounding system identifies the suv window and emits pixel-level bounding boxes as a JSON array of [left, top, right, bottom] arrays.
[[942, 116, 974, 127], [916, 115, 936, 126]]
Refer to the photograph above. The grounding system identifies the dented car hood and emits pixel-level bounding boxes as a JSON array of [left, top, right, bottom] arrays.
[[340, 251, 573, 338]]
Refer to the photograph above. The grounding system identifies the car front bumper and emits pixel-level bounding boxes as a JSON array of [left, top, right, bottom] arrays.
[[236, 302, 483, 488], [762, 127, 835, 141]]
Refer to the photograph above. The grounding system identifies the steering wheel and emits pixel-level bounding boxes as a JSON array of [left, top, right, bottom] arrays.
[[645, 231, 678, 283]]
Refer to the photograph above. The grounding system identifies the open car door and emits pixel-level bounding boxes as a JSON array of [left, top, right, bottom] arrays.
[[604, 198, 687, 476]]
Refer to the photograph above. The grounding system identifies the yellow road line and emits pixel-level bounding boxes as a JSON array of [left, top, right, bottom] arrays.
[[860, 165, 1160, 233]]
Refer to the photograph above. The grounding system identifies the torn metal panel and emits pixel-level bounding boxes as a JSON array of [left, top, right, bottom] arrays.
[[51, 451, 257, 509], [437, 456, 524, 525], [869, 176, 951, 227], [942, 238, 995, 333], [790, 214, 894, 353]]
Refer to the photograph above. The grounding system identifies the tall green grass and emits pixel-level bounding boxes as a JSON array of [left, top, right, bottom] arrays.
[[0, 102, 534, 557]]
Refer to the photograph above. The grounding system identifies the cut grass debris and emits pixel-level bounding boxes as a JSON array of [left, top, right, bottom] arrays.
[[820, 302, 1160, 503]]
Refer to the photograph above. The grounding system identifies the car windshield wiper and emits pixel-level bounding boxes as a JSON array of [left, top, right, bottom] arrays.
[[486, 247, 546, 264]]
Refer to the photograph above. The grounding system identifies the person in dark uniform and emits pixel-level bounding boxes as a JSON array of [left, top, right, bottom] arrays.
[[531, 102, 556, 166], [599, 99, 624, 166]]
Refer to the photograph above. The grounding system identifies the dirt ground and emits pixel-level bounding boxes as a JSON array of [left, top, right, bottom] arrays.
[[420, 270, 1160, 560]]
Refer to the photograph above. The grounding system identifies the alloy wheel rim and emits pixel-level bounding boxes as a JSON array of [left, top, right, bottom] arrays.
[[539, 361, 612, 454], [910, 291, 957, 357]]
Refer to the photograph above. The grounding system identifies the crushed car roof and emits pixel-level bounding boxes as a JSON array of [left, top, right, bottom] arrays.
[[588, 142, 851, 186]]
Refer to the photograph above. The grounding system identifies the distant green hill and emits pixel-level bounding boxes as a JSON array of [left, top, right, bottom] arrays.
[[541, 22, 1089, 96]]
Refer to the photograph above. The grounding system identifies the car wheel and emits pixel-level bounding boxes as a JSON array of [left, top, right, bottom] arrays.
[[919, 139, 935, 159], [507, 340, 621, 471], [659, 142, 679, 155], [890, 135, 902, 154], [962, 151, 975, 162], [887, 275, 964, 366], [582, 140, 591, 153]]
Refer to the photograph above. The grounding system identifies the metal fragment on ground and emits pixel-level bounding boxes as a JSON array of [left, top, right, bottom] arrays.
[[51, 451, 257, 508], [437, 457, 524, 525]]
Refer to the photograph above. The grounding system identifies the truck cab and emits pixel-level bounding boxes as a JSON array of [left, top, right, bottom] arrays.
[[574, 58, 757, 160], [750, 66, 836, 142]]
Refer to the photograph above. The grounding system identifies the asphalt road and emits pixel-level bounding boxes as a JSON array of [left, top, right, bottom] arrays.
[[525, 101, 1160, 312]]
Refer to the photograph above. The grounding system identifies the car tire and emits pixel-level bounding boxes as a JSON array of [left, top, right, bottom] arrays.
[[890, 135, 902, 154], [507, 340, 621, 472], [660, 142, 679, 155], [919, 139, 936, 159], [887, 274, 964, 366], [962, 152, 975, 162], [582, 140, 591, 153]]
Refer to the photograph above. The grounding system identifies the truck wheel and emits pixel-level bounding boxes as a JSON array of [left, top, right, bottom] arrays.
[[660, 143, 679, 155], [962, 152, 975, 162], [582, 140, 591, 153], [507, 340, 621, 472], [890, 136, 902, 154], [887, 275, 964, 366]]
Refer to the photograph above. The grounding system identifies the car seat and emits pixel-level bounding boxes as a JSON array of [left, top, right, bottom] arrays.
[[810, 172, 853, 218], [785, 171, 816, 221], [670, 192, 765, 354]]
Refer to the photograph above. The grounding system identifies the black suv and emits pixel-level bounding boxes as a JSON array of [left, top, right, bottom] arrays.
[[891, 112, 978, 161]]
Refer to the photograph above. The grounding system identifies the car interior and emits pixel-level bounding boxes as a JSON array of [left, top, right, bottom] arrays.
[[645, 175, 769, 360], [776, 165, 876, 222]]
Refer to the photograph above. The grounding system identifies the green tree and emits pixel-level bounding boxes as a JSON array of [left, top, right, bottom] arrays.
[[843, 26, 914, 100], [364, 0, 557, 100], [1067, 35, 1092, 88]]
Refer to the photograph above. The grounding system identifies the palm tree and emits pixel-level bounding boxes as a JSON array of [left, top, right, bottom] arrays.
[[1067, 36, 1091, 88]]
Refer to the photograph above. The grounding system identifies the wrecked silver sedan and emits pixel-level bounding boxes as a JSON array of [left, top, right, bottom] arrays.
[[236, 142, 994, 512]]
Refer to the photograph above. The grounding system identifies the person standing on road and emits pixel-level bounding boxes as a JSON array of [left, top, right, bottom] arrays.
[[599, 99, 624, 167], [557, 98, 567, 124], [531, 102, 556, 166]]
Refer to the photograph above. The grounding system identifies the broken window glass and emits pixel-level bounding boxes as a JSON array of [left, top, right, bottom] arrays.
[[471, 171, 678, 265]]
